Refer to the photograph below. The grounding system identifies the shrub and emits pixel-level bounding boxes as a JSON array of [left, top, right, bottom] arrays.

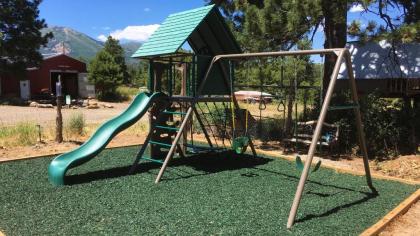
[[67, 113, 86, 136], [253, 117, 285, 143], [308, 91, 416, 159], [15, 122, 37, 145]]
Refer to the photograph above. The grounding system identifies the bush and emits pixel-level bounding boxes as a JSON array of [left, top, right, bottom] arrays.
[[15, 122, 38, 145], [67, 113, 85, 136], [309, 91, 417, 159], [253, 117, 285, 143]]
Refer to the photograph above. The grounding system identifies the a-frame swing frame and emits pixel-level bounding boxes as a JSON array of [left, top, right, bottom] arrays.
[[198, 48, 377, 229]]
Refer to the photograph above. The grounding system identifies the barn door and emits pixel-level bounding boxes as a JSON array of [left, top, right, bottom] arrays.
[[20, 80, 30, 100]]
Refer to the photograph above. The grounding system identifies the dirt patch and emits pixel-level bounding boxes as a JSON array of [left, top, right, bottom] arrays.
[[0, 132, 145, 162], [379, 201, 420, 236], [0, 102, 129, 126], [372, 155, 420, 181]]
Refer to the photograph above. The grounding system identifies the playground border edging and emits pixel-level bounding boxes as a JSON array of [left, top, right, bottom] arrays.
[[0, 143, 142, 163], [360, 189, 420, 236]]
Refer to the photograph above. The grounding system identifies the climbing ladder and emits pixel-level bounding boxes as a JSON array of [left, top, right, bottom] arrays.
[[128, 99, 218, 183]]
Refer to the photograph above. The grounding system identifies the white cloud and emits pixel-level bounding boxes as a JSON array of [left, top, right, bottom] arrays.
[[144, 8, 150, 12], [349, 4, 365, 13], [110, 24, 160, 42], [97, 34, 107, 42], [96, 24, 159, 42], [101, 26, 111, 30]]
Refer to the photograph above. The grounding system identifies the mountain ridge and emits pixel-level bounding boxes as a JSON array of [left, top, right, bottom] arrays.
[[40, 26, 141, 64]]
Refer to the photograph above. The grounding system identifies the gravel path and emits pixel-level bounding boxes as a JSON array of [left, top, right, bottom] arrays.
[[0, 103, 129, 126]]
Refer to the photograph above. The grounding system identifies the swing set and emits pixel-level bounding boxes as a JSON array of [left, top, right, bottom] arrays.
[[126, 5, 376, 229]]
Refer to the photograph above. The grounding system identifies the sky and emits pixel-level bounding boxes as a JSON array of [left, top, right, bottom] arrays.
[[39, 0, 401, 49]]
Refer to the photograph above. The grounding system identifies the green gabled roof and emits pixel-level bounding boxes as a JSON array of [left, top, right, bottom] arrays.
[[132, 5, 240, 58]]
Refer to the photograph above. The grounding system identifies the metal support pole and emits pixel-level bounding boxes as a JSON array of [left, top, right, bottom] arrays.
[[344, 51, 376, 193], [286, 50, 345, 229]]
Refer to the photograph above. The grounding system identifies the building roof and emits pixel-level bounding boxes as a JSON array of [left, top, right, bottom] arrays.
[[132, 4, 241, 58], [339, 41, 420, 79]]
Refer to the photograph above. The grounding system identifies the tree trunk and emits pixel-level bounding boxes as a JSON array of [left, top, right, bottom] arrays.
[[322, 0, 347, 95], [404, 97, 416, 154]]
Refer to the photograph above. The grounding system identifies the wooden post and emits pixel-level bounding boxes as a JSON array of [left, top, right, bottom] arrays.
[[180, 63, 188, 155], [55, 75, 63, 143], [287, 50, 345, 229]]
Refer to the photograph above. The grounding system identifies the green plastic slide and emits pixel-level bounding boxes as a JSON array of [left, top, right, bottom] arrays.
[[48, 92, 165, 186]]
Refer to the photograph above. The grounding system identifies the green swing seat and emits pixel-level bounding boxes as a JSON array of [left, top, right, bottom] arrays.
[[232, 136, 249, 154]]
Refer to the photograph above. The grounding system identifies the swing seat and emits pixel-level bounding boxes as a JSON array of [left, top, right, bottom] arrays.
[[232, 136, 249, 154]]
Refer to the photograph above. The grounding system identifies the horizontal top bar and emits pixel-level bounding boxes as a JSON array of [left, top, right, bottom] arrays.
[[170, 96, 231, 102], [214, 48, 345, 61]]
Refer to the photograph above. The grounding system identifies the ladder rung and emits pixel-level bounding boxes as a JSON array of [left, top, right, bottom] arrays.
[[141, 156, 164, 164], [155, 125, 179, 131], [328, 104, 359, 111], [150, 140, 172, 148], [163, 110, 186, 115]]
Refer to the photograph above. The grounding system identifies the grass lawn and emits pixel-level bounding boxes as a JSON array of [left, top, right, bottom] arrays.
[[0, 146, 418, 235]]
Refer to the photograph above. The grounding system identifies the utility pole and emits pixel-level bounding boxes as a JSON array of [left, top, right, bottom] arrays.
[[55, 75, 63, 143]]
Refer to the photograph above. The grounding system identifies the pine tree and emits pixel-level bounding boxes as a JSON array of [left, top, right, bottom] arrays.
[[207, 0, 419, 91], [103, 36, 129, 83], [88, 50, 123, 100], [0, 0, 53, 77]]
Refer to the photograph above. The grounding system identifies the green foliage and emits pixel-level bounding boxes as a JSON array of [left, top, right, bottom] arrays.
[[0, 121, 38, 146], [253, 117, 285, 142], [115, 86, 144, 101], [347, 1, 419, 43], [103, 36, 129, 82], [127, 62, 148, 87], [88, 50, 123, 100], [66, 112, 85, 136], [313, 91, 417, 159], [0, 0, 53, 76]]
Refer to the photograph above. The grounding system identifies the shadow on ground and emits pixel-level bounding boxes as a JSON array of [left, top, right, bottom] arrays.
[[65, 151, 271, 185]]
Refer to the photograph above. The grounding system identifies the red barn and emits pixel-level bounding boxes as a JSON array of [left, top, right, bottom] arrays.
[[0, 54, 94, 99]]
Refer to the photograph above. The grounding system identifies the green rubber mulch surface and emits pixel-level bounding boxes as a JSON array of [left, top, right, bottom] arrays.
[[0, 147, 418, 235]]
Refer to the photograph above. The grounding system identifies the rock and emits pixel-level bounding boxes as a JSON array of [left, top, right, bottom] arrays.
[[29, 101, 39, 107], [102, 103, 114, 108], [37, 104, 54, 108], [87, 104, 99, 109]]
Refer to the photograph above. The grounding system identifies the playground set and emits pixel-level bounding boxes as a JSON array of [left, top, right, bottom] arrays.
[[48, 5, 377, 229]]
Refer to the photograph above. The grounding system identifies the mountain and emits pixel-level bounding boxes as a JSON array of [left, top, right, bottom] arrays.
[[121, 41, 142, 65], [40, 26, 142, 64]]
